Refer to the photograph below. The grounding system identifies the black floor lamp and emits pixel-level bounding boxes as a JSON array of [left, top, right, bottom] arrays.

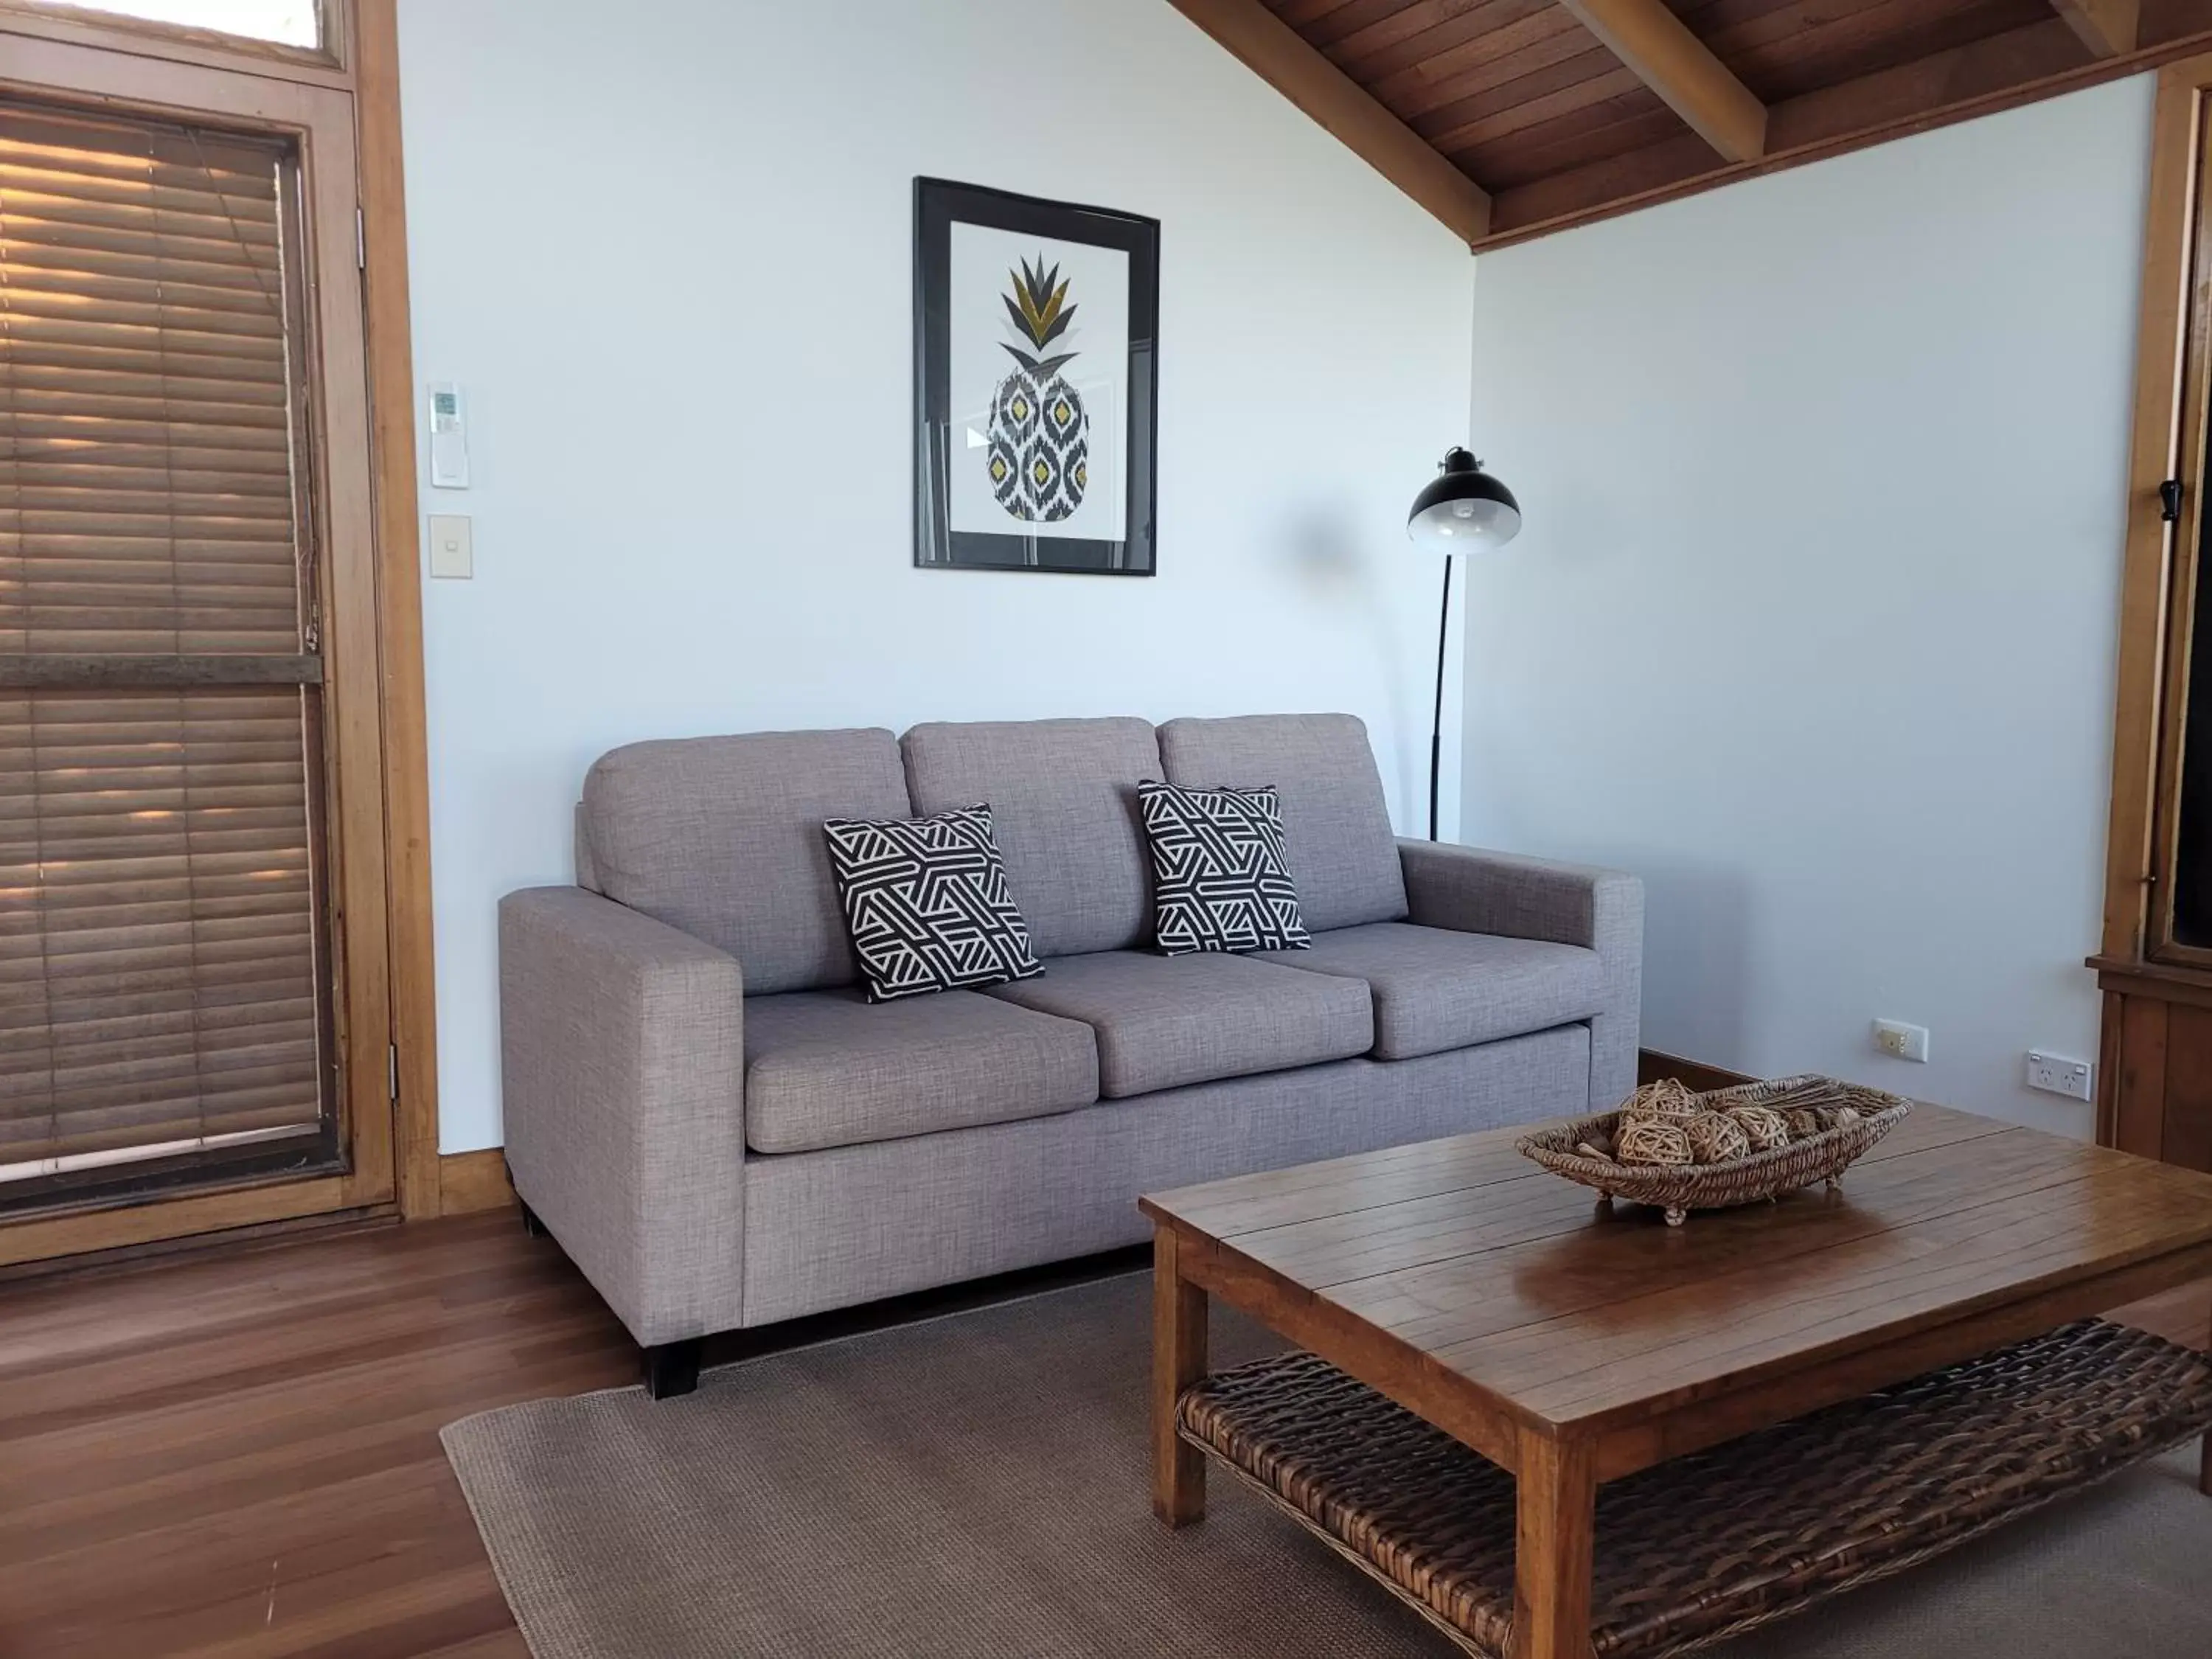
[[1407, 448, 1523, 841]]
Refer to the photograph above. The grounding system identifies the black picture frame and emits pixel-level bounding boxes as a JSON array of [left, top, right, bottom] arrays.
[[913, 177, 1160, 575]]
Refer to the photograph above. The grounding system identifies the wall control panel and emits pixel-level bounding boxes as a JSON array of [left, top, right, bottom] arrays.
[[428, 380, 470, 488]]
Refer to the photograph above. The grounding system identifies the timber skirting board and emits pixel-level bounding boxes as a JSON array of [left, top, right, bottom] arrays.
[[437, 1150, 517, 1217]]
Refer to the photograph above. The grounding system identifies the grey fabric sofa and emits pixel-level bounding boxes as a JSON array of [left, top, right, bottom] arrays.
[[499, 713, 1643, 1396]]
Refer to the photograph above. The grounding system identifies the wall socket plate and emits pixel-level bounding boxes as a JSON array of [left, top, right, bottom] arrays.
[[2026, 1051, 2095, 1103], [1873, 1019, 1930, 1062]]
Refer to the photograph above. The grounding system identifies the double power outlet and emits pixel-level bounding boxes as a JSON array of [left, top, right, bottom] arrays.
[[1867, 1026, 2088, 1106], [2025, 1051, 2095, 1103], [1870, 1021, 2093, 1102]]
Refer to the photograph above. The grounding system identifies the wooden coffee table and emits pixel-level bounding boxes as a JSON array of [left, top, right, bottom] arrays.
[[1141, 1105, 2212, 1659]]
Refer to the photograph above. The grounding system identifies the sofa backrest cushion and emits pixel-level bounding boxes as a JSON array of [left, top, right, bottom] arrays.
[[1156, 713, 1408, 931], [901, 717, 1161, 958], [580, 728, 912, 994]]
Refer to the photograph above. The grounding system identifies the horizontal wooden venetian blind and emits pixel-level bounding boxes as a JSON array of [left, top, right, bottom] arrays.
[[0, 100, 328, 1177]]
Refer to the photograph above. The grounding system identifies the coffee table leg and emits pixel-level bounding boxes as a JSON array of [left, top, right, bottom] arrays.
[[1152, 1222, 1208, 1527], [1512, 1427, 1597, 1659], [2202, 1302, 2211, 1498]]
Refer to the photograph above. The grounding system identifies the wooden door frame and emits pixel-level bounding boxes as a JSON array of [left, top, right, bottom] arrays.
[[352, 0, 438, 1220], [0, 0, 442, 1260]]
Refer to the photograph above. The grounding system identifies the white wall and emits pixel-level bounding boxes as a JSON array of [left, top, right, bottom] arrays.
[[397, 0, 1475, 1152], [1463, 79, 2155, 1134]]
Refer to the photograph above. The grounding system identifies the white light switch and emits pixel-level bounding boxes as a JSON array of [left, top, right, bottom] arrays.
[[427, 513, 473, 580]]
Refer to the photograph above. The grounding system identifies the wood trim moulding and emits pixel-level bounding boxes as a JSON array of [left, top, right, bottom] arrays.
[[2101, 52, 2212, 961], [2091, 952, 2212, 1011], [1164, 0, 1491, 245], [1480, 14, 2212, 249], [437, 1150, 517, 1216], [354, 0, 444, 1220], [1557, 0, 1768, 163], [2055, 0, 2143, 57], [2139, 59, 2212, 964], [0, 1203, 390, 1284], [0, 1175, 372, 1269]]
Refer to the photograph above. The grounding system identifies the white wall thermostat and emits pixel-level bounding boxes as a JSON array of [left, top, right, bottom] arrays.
[[427, 380, 470, 488]]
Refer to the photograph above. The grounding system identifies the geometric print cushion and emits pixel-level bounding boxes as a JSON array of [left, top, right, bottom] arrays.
[[1135, 780, 1311, 956], [821, 803, 1045, 1001]]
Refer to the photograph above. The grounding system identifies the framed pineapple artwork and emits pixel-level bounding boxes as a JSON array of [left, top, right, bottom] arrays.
[[914, 178, 1160, 574]]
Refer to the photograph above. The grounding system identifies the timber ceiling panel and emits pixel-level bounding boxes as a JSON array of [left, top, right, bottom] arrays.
[[1186, 0, 2212, 248], [1685, 0, 2065, 104]]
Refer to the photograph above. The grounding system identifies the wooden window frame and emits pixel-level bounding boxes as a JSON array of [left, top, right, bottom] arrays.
[[0, 0, 347, 83], [0, 0, 439, 1260], [2104, 52, 2212, 974]]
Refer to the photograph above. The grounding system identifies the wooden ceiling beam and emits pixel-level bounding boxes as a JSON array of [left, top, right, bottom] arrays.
[[2053, 0, 2142, 57], [1555, 0, 1769, 164], [1479, 10, 2212, 249], [1165, 0, 1492, 244]]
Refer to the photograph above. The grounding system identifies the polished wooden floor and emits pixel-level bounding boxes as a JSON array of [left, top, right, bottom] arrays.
[[0, 1211, 632, 1659], [0, 1207, 2205, 1658]]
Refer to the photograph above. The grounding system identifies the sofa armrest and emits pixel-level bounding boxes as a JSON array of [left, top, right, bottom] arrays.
[[1397, 839, 1636, 950], [1397, 840, 1644, 1110], [500, 886, 745, 1346]]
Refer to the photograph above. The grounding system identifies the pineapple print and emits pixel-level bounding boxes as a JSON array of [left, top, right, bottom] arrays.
[[987, 255, 1090, 523]]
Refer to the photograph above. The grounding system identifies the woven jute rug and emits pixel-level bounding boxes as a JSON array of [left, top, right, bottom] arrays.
[[442, 1273, 2212, 1659]]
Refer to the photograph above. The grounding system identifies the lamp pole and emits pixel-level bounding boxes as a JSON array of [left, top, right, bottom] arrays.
[[1430, 554, 1453, 842]]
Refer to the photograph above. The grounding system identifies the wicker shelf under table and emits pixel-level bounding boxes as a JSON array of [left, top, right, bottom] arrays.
[[1178, 1319, 2212, 1659]]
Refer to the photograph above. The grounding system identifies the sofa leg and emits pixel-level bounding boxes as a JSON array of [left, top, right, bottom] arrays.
[[518, 1199, 549, 1239], [643, 1339, 703, 1401]]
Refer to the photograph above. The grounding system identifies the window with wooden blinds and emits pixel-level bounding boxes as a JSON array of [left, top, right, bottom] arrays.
[[0, 97, 338, 1211]]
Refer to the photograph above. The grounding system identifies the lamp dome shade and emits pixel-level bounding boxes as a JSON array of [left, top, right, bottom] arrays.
[[1408, 448, 1521, 552]]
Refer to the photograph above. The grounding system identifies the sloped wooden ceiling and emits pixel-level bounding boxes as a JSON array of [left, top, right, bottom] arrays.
[[1172, 0, 2212, 248]]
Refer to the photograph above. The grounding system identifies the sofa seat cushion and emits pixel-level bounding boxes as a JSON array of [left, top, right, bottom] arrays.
[[744, 990, 1099, 1155], [984, 950, 1372, 1099], [1261, 922, 1606, 1061]]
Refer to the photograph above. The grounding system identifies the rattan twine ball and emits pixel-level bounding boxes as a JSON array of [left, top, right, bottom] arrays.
[[1683, 1110, 1750, 1165], [1728, 1105, 1793, 1152], [1620, 1077, 1700, 1124], [1615, 1116, 1694, 1167]]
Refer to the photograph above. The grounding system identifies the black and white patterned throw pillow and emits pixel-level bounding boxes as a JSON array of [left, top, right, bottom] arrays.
[[821, 804, 1044, 1001], [1137, 780, 1310, 955]]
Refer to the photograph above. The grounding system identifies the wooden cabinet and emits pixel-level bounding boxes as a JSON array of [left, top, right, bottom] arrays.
[[2094, 963, 2212, 1173]]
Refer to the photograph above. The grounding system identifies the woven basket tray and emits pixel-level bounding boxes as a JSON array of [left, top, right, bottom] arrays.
[[1517, 1074, 1910, 1225], [1178, 1321, 2212, 1659]]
